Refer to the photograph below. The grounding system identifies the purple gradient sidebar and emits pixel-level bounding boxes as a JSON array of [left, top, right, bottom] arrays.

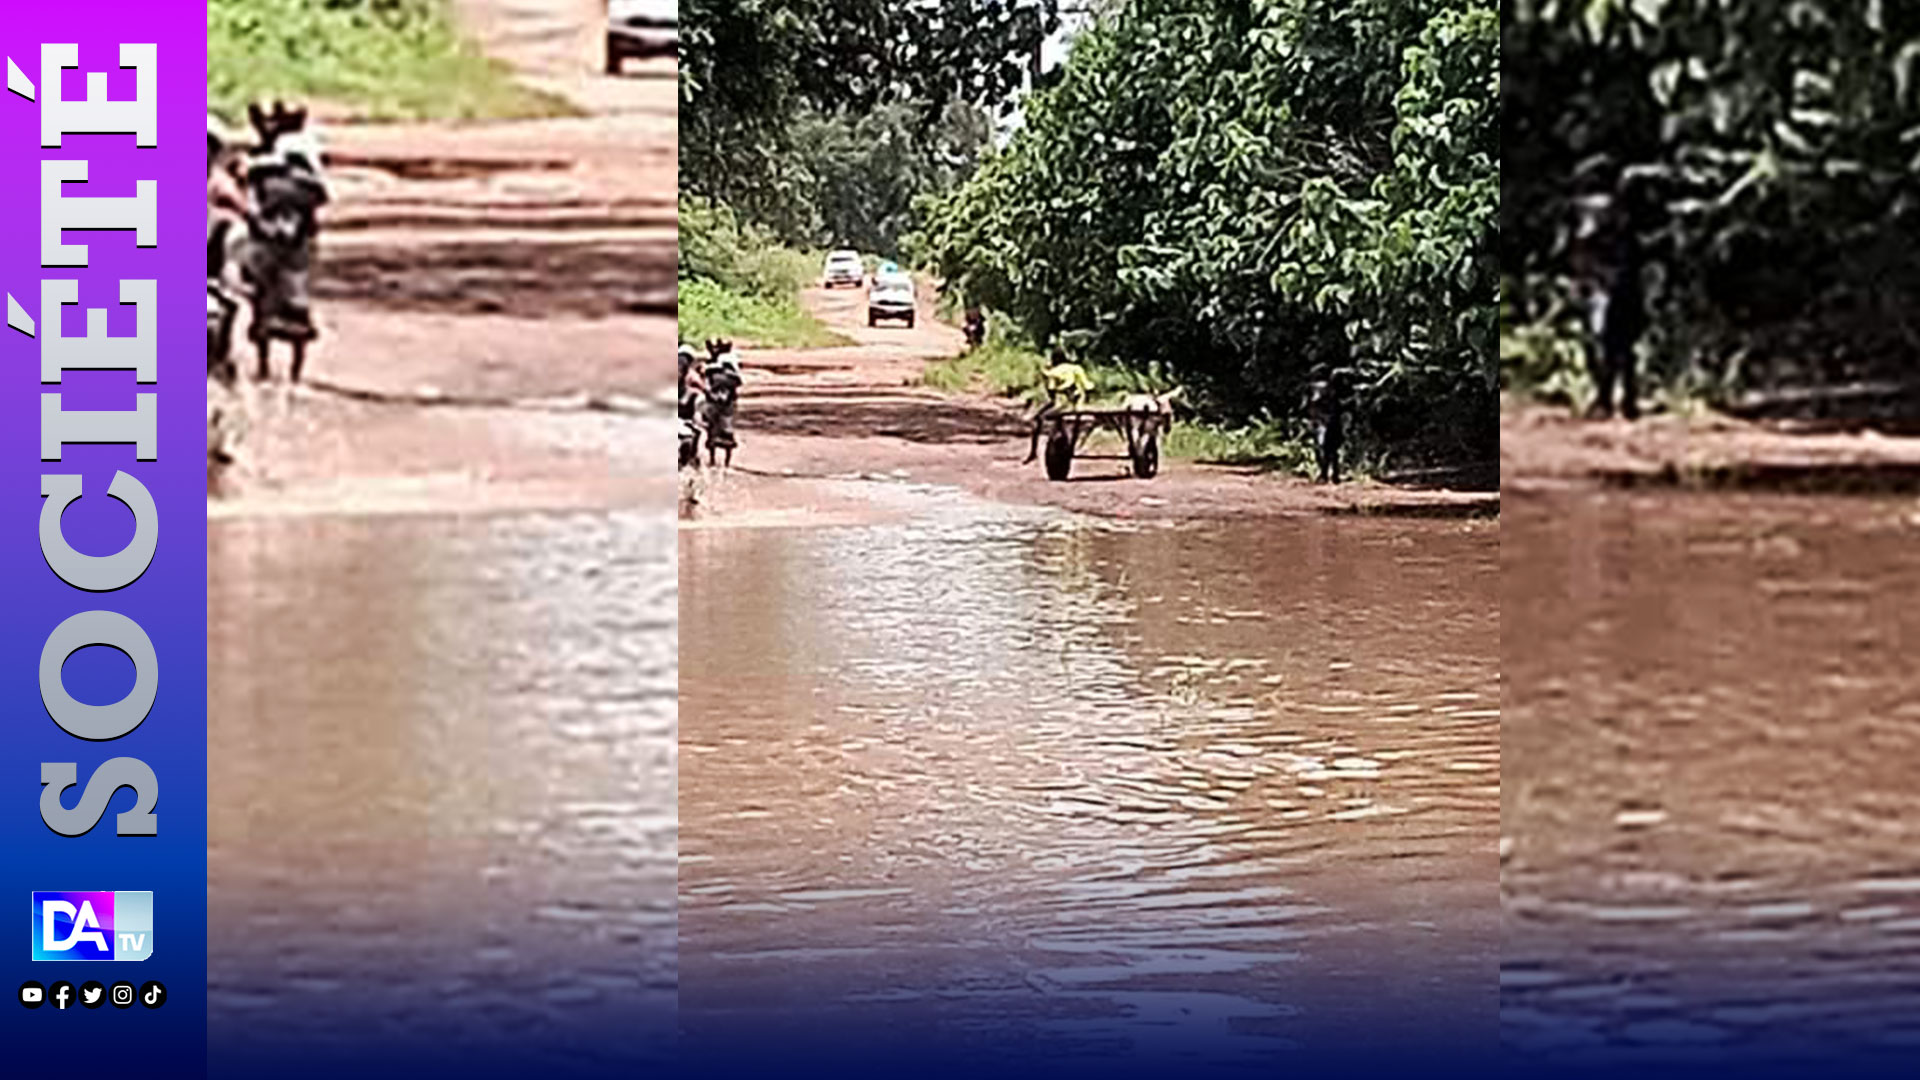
[[0, 6, 207, 1072]]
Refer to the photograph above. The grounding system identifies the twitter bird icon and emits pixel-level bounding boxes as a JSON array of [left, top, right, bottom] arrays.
[[79, 981, 105, 1009]]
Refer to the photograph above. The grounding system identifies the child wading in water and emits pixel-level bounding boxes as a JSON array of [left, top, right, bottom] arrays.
[[702, 343, 743, 468]]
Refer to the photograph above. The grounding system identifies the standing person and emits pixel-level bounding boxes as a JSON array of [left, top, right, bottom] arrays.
[[703, 350, 743, 469], [1311, 369, 1346, 485], [678, 343, 707, 418], [207, 118, 249, 245], [207, 116, 249, 386], [239, 104, 329, 382], [963, 306, 986, 350], [1574, 177, 1648, 421], [678, 343, 707, 469]]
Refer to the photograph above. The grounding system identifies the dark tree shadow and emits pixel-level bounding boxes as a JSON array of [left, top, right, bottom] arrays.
[[743, 396, 1031, 445], [316, 238, 677, 319]]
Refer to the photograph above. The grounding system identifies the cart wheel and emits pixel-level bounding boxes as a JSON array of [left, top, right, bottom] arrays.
[[868, 312, 878, 327], [905, 313, 916, 329], [1132, 431, 1160, 479], [605, 42, 622, 76], [1044, 428, 1074, 481]]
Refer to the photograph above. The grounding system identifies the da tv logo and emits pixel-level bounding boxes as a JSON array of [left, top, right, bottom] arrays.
[[31, 892, 153, 961]]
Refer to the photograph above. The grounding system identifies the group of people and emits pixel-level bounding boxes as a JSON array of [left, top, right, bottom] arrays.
[[208, 101, 330, 387], [679, 340, 742, 469], [206, 100, 331, 476]]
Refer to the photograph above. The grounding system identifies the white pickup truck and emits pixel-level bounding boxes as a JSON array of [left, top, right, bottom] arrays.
[[607, 1, 678, 75]]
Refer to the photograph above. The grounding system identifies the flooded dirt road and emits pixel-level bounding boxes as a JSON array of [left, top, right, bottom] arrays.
[[212, 0, 675, 517], [681, 498, 1500, 1065], [208, 510, 676, 1071], [690, 286, 1496, 526], [1503, 395, 1920, 493], [207, 1, 675, 1071], [1502, 490, 1920, 1066]]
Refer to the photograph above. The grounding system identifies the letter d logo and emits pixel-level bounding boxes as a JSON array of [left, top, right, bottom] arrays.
[[32, 892, 114, 960]]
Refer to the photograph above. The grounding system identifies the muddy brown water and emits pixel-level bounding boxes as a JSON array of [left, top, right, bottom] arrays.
[[680, 497, 1500, 1064], [1503, 490, 1920, 1065], [207, 508, 676, 1071]]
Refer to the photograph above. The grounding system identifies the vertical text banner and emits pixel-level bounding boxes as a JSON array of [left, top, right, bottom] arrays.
[[0, 3, 207, 1072]]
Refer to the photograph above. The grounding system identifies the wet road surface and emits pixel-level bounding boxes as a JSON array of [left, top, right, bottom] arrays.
[[682, 496, 1500, 1065], [1503, 490, 1920, 1066]]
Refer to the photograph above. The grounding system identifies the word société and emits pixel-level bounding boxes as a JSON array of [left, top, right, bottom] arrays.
[[27, 42, 164, 837]]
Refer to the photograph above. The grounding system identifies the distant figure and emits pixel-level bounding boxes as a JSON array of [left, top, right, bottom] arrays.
[[678, 343, 706, 418], [1024, 350, 1092, 464], [1574, 181, 1648, 421], [207, 116, 248, 386], [963, 306, 986, 350], [678, 343, 706, 469], [239, 100, 329, 383], [702, 340, 742, 468], [1311, 371, 1345, 484]]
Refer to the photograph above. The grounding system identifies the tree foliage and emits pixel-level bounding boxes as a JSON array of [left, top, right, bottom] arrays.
[[1504, 0, 1920, 397], [680, 0, 1059, 225], [915, 0, 1499, 459], [726, 100, 998, 254]]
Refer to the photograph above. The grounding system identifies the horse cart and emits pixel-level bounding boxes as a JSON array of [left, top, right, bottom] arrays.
[[1037, 405, 1169, 481]]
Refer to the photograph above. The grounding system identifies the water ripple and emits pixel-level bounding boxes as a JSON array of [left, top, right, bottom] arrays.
[[683, 509, 1498, 1058]]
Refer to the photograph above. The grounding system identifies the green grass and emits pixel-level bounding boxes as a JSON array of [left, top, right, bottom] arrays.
[[1164, 419, 1316, 472], [677, 208, 855, 346], [921, 339, 1045, 396], [209, 0, 572, 123], [677, 278, 854, 349]]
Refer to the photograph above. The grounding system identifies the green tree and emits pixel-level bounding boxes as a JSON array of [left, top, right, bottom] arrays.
[[918, 0, 1499, 462], [680, 0, 1059, 223], [1504, 0, 1920, 400]]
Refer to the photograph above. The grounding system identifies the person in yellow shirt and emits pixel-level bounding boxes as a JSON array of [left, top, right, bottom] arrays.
[[1043, 359, 1092, 403], [1024, 350, 1093, 464]]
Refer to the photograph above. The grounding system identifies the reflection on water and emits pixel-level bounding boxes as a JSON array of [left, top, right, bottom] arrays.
[[208, 509, 676, 1073], [681, 506, 1500, 1065], [1503, 491, 1920, 1065]]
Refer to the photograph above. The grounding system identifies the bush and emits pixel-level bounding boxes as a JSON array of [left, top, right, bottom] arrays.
[[679, 196, 818, 298], [208, 0, 567, 122], [677, 278, 853, 349]]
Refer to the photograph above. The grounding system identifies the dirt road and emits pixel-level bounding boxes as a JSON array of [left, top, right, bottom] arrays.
[[687, 285, 1500, 525], [212, 0, 675, 518], [1503, 395, 1920, 493]]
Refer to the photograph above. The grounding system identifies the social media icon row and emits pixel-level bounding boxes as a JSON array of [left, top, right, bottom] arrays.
[[18, 980, 163, 1010]]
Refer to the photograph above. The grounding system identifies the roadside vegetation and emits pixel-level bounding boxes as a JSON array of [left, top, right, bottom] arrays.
[[678, 279, 853, 350], [915, 1, 1498, 474], [1505, 0, 1920, 416], [208, 0, 569, 122], [682, 1, 1497, 477], [677, 197, 854, 348], [677, 1, 1010, 348]]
